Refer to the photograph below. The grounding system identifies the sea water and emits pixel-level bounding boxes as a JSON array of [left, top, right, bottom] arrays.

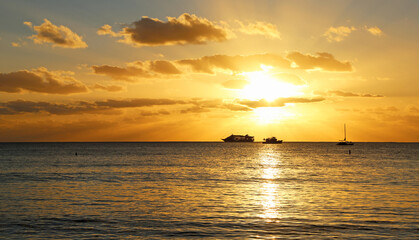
[[0, 142, 418, 239]]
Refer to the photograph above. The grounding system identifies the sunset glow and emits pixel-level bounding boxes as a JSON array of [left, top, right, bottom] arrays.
[[240, 69, 304, 101], [0, 0, 418, 142]]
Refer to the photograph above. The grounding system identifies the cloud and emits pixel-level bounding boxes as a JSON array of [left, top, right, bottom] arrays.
[[0, 97, 258, 116], [92, 52, 349, 82], [97, 24, 119, 37], [11, 42, 21, 47], [0, 67, 88, 94], [91, 84, 124, 92], [0, 98, 187, 115], [25, 19, 87, 48], [177, 54, 290, 74], [222, 79, 250, 89], [92, 60, 181, 81], [287, 52, 353, 72], [237, 97, 325, 108], [273, 73, 306, 85], [92, 65, 150, 81], [324, 25, 384, 42], [98, 13, 230, 47], [324, 26, 356, 42], [0, 119, 117, 142], [148, 60, 182, 74], [365, 26, 383, 36], [327, 90, 384, 97], [236, 20, 280, 39]]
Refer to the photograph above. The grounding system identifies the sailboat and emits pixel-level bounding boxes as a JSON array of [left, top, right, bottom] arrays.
[[337, 124, 354, 145]]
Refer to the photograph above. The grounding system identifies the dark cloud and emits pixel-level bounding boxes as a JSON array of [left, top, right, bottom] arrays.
[[0, 67, 88, 94], [177, 54, 291, 74], [98, 13, 230, 47], [287, 52, 352, 72], [25, 19, 87, 48]]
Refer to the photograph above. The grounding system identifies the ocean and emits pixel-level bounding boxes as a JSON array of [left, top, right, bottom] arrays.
[[0, 142, 418, 239]]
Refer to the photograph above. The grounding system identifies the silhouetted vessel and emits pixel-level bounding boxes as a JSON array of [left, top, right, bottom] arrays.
[[222, 134, 254, 142], [337, 124, 354, 145], [263, 137, 283, 144]]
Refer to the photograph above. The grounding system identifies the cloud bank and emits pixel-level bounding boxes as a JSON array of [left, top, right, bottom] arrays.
[[0, 67, 88, 94]]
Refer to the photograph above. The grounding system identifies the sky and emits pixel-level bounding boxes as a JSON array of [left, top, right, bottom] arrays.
[[0, 0, 418, 142]]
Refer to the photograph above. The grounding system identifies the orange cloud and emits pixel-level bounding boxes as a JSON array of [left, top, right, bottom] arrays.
[[92, 60, 181, 81], [98, 13, 230, 47], [25, 19, 87, 48], [0, 98, 187, 115], [92, 65, 151, 81], [0, 67, 88, 94], [273, 73, 306, 85], [324, 26, 356, 42], [365, 26, 383, 36], [177, 54, 290, 74], [222, 79, 250, 89], [287, 52, 353, 72], [326, 90, 383, 97], [91, 84, 124, 92], [236, 20, 280, 39], [237, 97, 325, 108]]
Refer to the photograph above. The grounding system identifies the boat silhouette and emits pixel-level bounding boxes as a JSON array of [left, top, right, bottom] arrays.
[[222, 134, 254, 142], [263, 137, 283, 144], [337, 124, 354, 145]]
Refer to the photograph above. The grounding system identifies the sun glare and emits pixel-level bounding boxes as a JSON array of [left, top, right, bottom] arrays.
[[240, 68, 303, 101], [254, 107, 294, 124]]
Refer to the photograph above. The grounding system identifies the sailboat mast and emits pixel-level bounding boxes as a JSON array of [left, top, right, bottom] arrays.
[[344, 124, 347, 141]]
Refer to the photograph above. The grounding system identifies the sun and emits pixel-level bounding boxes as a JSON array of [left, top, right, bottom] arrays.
[[240, 67, 303, 101], [253, 107, 294, 124]]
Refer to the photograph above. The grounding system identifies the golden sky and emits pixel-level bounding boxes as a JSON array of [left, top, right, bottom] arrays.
[[0, 0, 418, 142]]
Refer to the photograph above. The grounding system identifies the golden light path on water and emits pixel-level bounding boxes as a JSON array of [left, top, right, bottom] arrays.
[[258, 146, 283, 221]]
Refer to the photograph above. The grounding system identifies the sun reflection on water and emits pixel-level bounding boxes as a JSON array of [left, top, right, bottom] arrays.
[[259, 146, 282, 221]]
